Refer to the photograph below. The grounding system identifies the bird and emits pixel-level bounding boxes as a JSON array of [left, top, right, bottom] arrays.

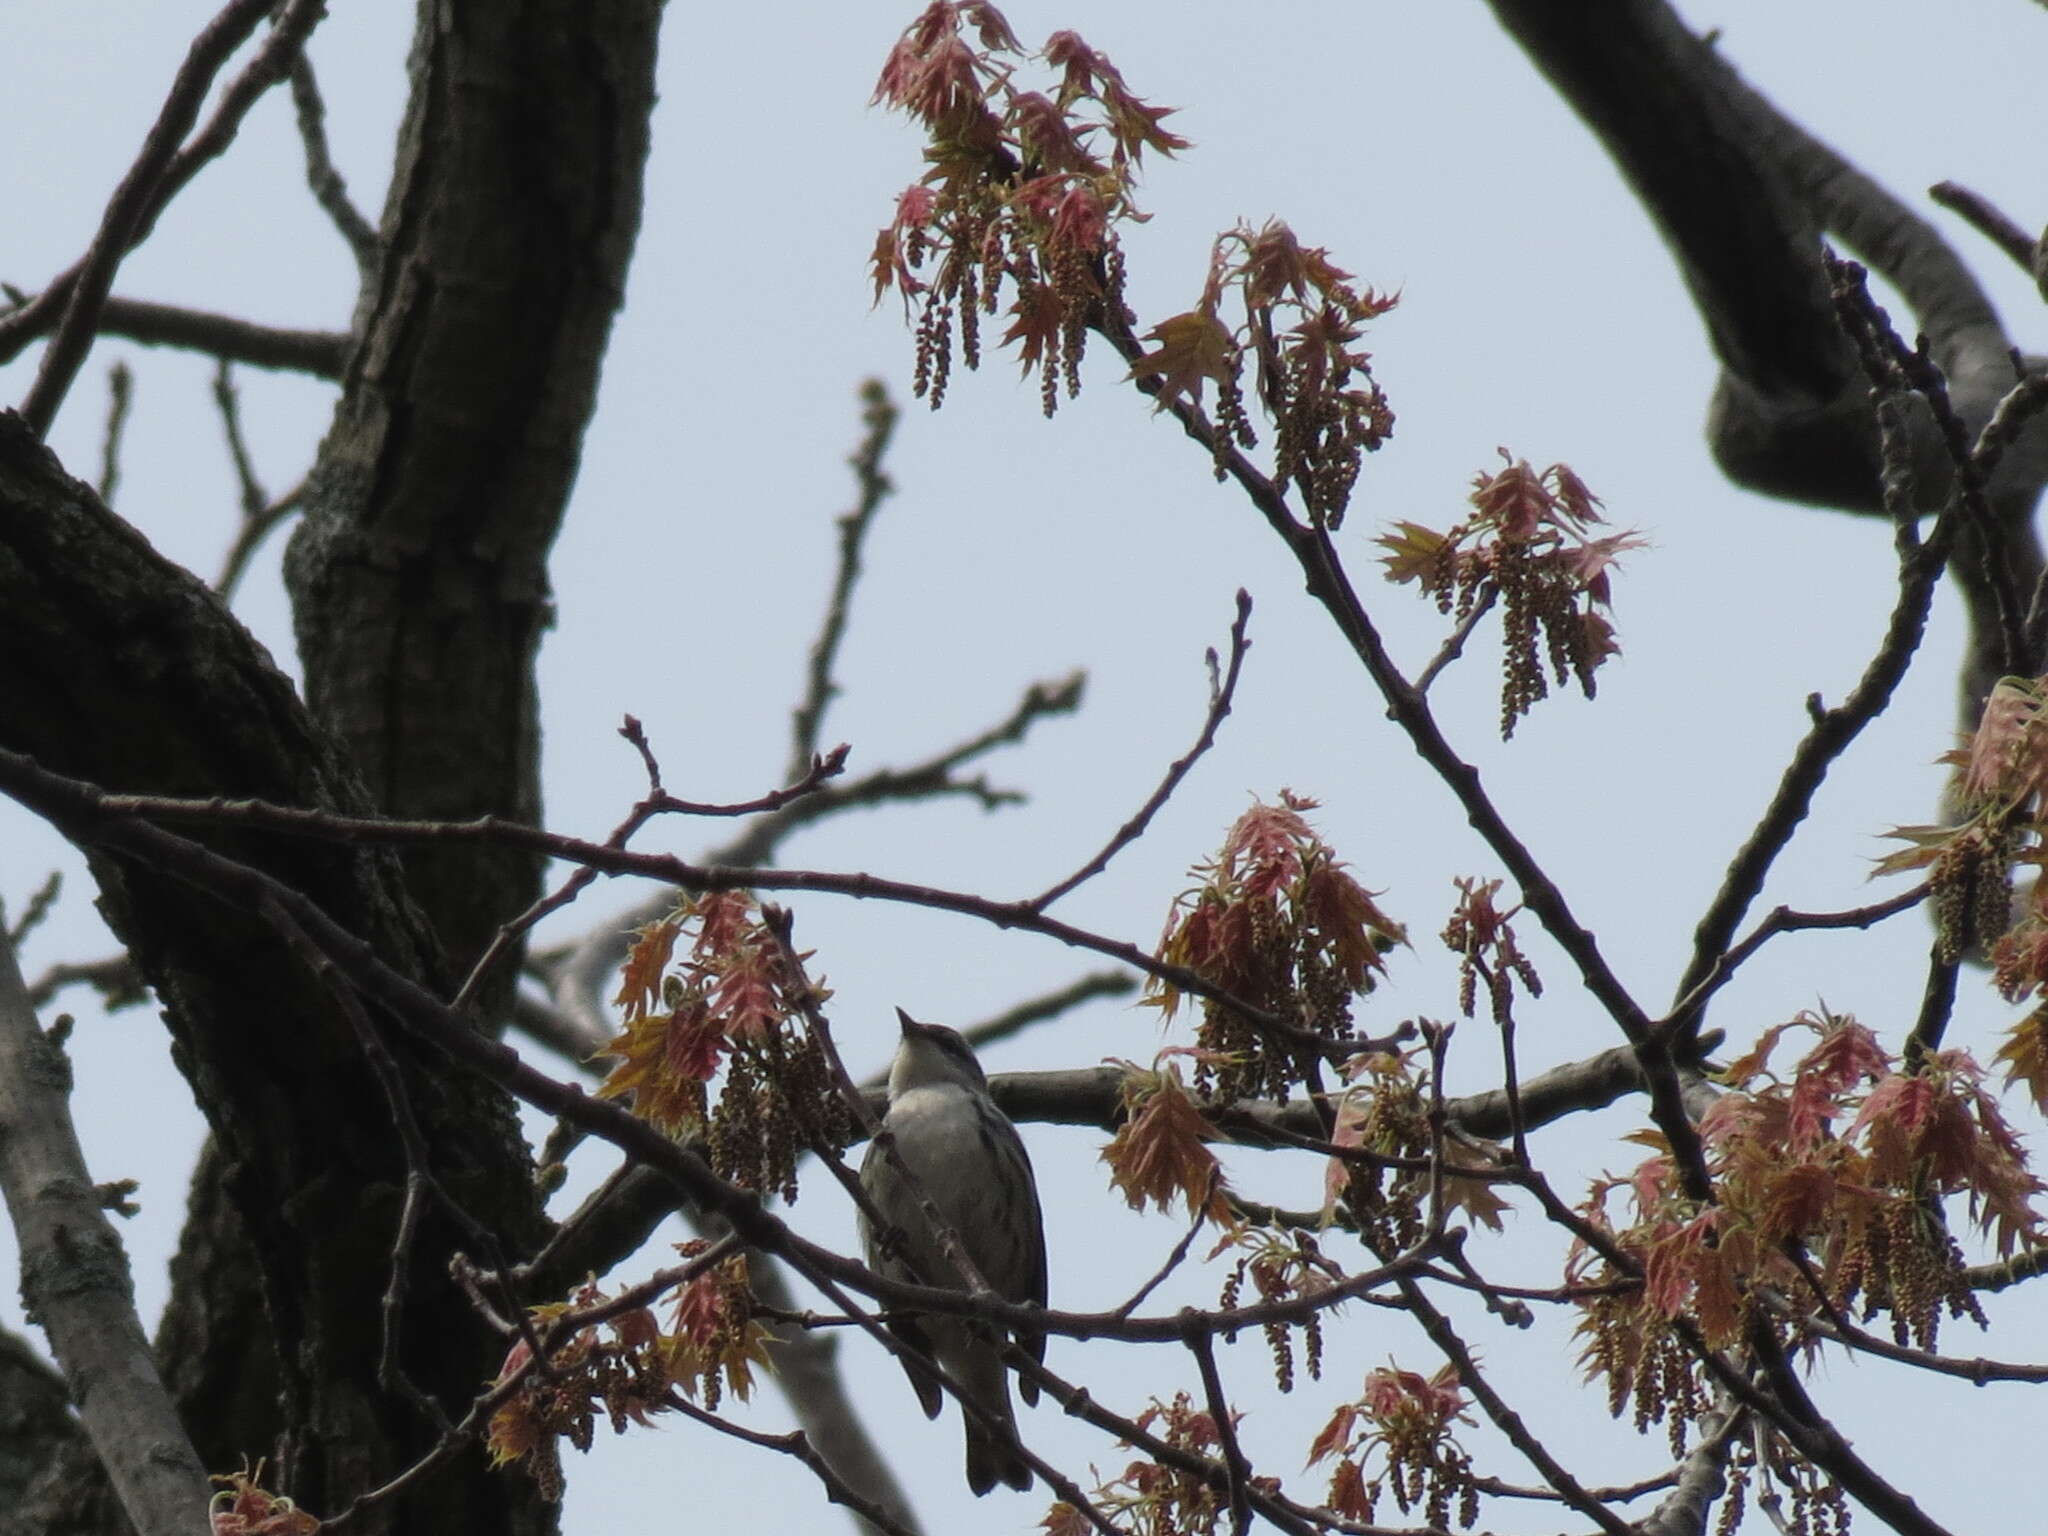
[[859, 1008, 1047, 1496]]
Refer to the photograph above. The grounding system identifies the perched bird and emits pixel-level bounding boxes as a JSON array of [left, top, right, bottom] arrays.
[[859, 1008, 1047, 1496]]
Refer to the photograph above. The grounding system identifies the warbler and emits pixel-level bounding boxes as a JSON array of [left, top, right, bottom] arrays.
[[859, 1008, 1047, 1495]]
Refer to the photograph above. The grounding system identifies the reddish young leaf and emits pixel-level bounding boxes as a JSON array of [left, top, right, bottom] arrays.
[[1101, 1060, 1231, 1219], [1127, 308, 1238, 412]]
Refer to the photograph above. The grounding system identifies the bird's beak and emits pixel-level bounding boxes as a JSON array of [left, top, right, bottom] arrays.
[[895, 1006, 919, 1037]]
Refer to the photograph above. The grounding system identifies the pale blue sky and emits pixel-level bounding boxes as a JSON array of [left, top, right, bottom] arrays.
[[3, 4, 2045, 1531]]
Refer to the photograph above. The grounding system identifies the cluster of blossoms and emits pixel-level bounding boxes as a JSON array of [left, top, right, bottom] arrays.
[[1047, 1392, 1269, 1536], [1308, 1364, 1478, 1530], [1571, 1011, 2040, 1456], [1148, 793, 1406, 1105], [871, 1, 1186, 416], [1128, 220, 1397, 519], [596, 891, 854, 1201], [1379, 452, 1641, 737], [487, 1251, 770, 1499], [872, 5, 1397, 529], [1879, 672, 2048, 1116]]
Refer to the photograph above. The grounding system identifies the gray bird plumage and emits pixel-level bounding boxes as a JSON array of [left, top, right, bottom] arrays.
[[859, 1009, 1047, 1495]]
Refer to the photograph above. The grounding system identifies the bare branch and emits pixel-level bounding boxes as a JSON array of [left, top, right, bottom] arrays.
[[1183, 1320, 1253, 1536], [211, 357, 268, 517], [287, 54, 380, 272], [789, 380, 899, 780], [448, 733, 849, 1016], [1394, 1274, 1636, 1536], [17, 0, 326, 435], [716, 670, 1086, 871], [1632, 1405, 1742, 1536], [1412, 587, 1496, 696], [0, 924, 210, 1535], [97, 361, 133, 503], [1672, 263, 1967, 1032], [1778, 1304, 2048, 1385], [4, 870, 63, 948], [661, 1391, 921, 1536], [0, 289, 347, 377], [1663, 885, 1927, 1029], [1030, 589, 1252, 910], [1929, 180, 2038, 276], [214, 479, 307, 600]]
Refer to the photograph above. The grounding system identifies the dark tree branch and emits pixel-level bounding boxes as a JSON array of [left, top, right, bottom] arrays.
[[0, 289, 348, 378], [1930, 180, 2038, 276], [1671, 266, 1967, 1033], [17, 0, 325, 435], [1665, 886, 1927, 1030], [1394, 1274, 1635, 1535], [0, 405, 548, 1528], [96, 362, 132, 503], [287, 54, 380, 273], [1487, 0, 2047, 734]]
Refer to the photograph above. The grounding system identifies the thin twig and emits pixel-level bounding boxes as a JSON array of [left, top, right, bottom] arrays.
[[1413, 587, 1496, 695], [97, 361, 133, 503], [1030, 589, 1252, 910], [288, 54, 379, 272], [1661, 883, 1930, 1030], [1114, 1169, 1219, 1320], [1011, 1354, 1327, 1536], [5, 751, 1285, 1032], [325, 1237, 744, 1530], [957, 969, 1135, 1055], [1183, 1320, 1252, 1536], [1771, 1297, 2048, 1384], [788, 380, 898, 781], [214, 479, 307, 599], [212, 358, 268, 516], [1929, 180, 2037, 275], [18, 0, 325, 434], [5, 871, 63, 948], [449, 732, 849, 1015], [660, 1391, 920, 1536]]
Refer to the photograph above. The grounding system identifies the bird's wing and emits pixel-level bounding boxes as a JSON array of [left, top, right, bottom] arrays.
[[860, 1134, 946, 1419], [1006, 1122, 1049, 1406]]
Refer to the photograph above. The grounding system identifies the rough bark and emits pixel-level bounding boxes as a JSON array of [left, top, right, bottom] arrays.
[[286, 0, 662, 1016], [0, 1330, 130, 1536], [0, 411, 551, 1533], [1, 4, 662, 1528]]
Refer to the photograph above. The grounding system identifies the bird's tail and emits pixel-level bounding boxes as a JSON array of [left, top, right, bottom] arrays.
[[965, 1413, 1033, 1496]]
